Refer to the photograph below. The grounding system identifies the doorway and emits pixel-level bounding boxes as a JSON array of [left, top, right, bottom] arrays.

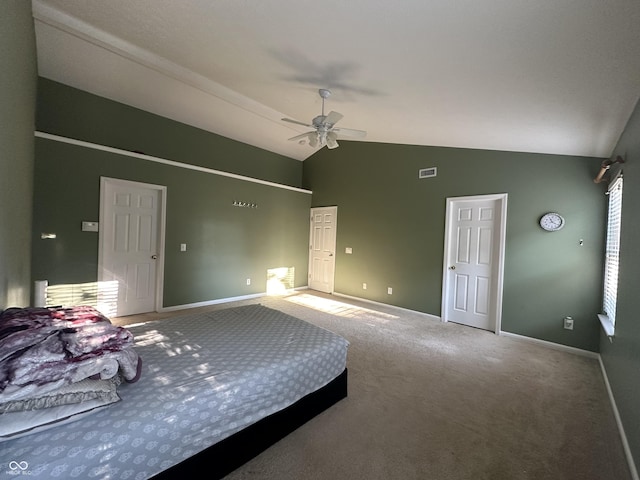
[[308, 206, 337, 293], [441, 194, 507, 332], [98, 177, 166, 316]]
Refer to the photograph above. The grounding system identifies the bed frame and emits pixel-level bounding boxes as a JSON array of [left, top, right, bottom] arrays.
[[153, 368, 348, 479]]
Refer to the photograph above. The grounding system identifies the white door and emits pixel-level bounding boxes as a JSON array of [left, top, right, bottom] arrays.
[[441, 194, 507, 332], [99, 178, 165, 317], [309, 206, 337, 293]]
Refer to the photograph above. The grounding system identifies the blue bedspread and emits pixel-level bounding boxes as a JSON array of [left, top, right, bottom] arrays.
[[1, 304, 349, 479]]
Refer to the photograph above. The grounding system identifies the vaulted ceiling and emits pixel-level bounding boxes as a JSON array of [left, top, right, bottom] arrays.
[[32, 0, 640, 161]]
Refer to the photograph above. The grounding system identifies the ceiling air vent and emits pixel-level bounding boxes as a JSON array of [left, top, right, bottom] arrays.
[[418, 167, 437, 179]]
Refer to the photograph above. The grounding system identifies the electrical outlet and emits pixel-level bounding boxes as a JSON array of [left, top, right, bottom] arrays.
[[563, 317, 574, 330], [362, 283, 367, 290], [387, 287, 393, 295], [246, 278, 251, 286], [180, 243, 187, 252]]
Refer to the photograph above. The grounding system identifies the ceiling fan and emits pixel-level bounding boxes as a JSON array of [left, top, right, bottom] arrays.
[[282, 89, 366, 149]]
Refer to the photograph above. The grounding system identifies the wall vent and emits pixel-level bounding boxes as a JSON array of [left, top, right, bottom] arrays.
[[419, 167, 437, 179]]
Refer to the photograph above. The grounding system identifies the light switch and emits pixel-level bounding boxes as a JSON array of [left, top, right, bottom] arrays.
[[180, 243, 187, 252], [345, 247, 353, 254]]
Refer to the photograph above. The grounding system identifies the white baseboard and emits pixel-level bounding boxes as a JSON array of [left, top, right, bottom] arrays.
[[598, 356, 639, 480], [332, 292, 441, 322], [498, 331, 599, 359], [159, 292, 265, 312], [158, 286, 310, 313]]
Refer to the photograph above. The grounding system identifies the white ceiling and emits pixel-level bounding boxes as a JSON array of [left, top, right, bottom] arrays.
[[32, 0, 640, 161]]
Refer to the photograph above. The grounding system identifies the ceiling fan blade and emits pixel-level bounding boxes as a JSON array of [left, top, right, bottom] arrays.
[[282, 117, 312, 127], [287, 132, 314, 141], [333, 127, 367, 138], [324, 111, 344, 126]]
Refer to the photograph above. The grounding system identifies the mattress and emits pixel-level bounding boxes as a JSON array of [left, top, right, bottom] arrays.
[[1, 304, 349, 479]]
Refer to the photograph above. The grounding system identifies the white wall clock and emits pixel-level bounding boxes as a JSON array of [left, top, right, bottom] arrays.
[[539, 212, 565, 231]]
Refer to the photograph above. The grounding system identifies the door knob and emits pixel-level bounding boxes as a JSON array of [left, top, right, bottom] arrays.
[[449, 265, 456, 270], [151, 255, 158, 260]]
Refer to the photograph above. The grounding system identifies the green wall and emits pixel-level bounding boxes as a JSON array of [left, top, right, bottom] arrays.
[[37, 78, 303, 188], [0, 1, 36, 309], [303, 141, 606, 352], [34, 80, 310, 309], [600, 97, 640, 474]]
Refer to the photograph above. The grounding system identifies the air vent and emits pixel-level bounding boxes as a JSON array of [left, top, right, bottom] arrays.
[[419, 167, 437, 179]]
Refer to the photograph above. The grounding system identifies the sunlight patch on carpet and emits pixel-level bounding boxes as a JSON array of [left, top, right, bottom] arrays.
[[286, 293, 398, 323]]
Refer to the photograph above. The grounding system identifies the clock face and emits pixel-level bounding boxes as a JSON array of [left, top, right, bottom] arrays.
[[540, 212, 565, 231]]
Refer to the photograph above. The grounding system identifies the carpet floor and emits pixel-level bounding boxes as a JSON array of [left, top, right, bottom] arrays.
[[115, 291, 631, 480]]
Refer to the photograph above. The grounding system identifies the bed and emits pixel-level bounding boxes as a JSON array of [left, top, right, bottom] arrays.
[[1, 303, 349, 479]]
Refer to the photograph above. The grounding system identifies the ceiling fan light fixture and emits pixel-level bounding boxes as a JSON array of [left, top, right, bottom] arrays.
[[326, 131, 339, 149], [282, 88, 366, 150]]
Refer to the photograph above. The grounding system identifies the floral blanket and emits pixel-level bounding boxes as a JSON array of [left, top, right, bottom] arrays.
[[0, 305, 141, 403]]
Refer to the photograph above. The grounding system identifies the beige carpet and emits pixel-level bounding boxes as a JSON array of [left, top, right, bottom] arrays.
[[117, 291, 631, 480]]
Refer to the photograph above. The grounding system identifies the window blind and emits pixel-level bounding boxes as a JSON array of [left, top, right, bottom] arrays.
[[603, 176, 623, 324]]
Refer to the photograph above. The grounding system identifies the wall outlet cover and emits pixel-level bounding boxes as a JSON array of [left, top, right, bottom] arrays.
[[563, 317, 574, 330], [81, 221, 99, 232]]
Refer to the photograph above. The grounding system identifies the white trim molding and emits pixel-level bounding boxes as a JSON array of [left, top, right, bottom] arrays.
[[159, 286, 308, 313], [598, 313, 616, 338], [159, 293, 265, 313], [599, 356, 640, 480], [34, 131, 312, 195], [498, 331, 599, 359], [333, 292, 442, 322]]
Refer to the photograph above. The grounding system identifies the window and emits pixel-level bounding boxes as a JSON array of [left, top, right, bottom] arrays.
[[602, 175, 623, 331]]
